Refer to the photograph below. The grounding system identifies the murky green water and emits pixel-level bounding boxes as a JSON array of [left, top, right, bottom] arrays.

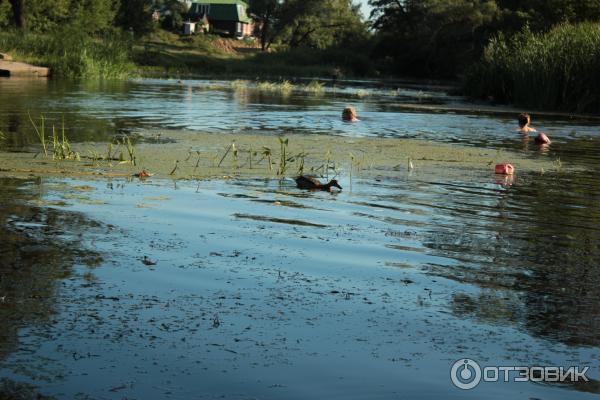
[[0, 78, 599, 399]]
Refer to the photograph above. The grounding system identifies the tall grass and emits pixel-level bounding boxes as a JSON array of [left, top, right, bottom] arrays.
[[464, 23, 600, 114], [0, 26, 135, 79]]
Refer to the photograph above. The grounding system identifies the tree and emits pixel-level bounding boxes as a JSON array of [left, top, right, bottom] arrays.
[[116, 0, 155, 36], [249, 0, 280, 50], [155, 0, 188, 32], [369, 0, 500, 77], [71, 0, 120, 33], [277, 0, 367, 49], [0, 0, 12, 28], [8, 0, 25, 28]]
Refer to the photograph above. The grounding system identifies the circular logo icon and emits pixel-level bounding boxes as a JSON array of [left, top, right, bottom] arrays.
[[451, 358, 482, 390]]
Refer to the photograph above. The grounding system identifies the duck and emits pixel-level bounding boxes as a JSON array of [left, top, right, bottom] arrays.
[[295, 176, 342, 191]]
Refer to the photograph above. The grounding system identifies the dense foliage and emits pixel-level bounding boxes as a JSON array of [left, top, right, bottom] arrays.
[[251, 0, 368, 50], [368, 0, 600, 78], [464, 23, 600, 114]]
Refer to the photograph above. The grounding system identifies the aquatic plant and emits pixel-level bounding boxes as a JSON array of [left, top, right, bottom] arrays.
[[27, 112, 48, 156], [295, 152, 307, 175], [280, 80, 294, 94], [28, 113, 78, 160], [169, 160, 180, 176], [277, 137, 289, 176], [212, 314, 221, 328], [114, 136, 136, 165], [255, 80, 294, 95], [51, 118, 80, 161], [88, 149, 101, 165], [464, 22, 600, 113], [218, 141, 236, 168], [125, 137, 136, 166], [554, 157, 563, 172], [304, 80, 325, 95], [231, 80, 250, 90], [257, 81, 277, 92], [260, 146, 273, 171]]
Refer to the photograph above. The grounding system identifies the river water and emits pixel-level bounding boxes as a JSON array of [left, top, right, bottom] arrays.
[[0, 78, 599, 399]]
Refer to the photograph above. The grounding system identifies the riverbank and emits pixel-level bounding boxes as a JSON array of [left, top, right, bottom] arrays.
[[0, 58, 49, 77]]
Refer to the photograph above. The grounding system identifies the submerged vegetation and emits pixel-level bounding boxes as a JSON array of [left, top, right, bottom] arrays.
[[464, 23, 600, 114]]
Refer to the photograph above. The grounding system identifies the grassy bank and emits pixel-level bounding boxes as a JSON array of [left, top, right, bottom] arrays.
[[0, 27, 135, 79], [134, 31, 374, 79], [464, 23, 600, 114], [0, 27, 372, 80]]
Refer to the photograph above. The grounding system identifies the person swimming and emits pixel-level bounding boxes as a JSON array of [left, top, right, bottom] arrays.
[[518, 113, 551, 144], [517, 113, 537, 133], [342, 107, 359, 122]]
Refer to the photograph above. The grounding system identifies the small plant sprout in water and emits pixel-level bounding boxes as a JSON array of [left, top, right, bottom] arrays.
[[48, 116, 79, 161], [554, 157, 563, 172], [349, 152, 355, 189], [88, 149, 101, 166], [125, 136, 136, 166], [296, 152, 307, 175], [217, 141, 236, 168], [231, 142, 239, 168], [28, 112, 48, 156], [169, 159, 180, 176], [261, 146, 273, 171], [212, 314, 221, 328], [277, 137, 289, 176]]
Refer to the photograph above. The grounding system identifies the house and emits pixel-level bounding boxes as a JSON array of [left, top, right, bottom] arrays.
[[183, 21, 196, 35], [189, 0, 254, 38]]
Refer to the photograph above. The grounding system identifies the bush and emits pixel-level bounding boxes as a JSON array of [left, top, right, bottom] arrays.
[[464, 23, 600, 114]]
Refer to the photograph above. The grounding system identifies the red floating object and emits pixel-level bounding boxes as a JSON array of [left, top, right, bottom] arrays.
[[535, 132, 551, 144], [495, 163, 515, 175]]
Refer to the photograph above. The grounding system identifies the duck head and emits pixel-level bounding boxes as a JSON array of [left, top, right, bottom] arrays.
[[327, 179, 342, 191]]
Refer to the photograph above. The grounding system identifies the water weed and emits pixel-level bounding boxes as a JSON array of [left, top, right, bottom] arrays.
[[304, 80, 325, 95], [27, 112, 48, 156]]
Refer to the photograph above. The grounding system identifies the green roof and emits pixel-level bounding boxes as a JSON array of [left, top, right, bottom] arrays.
[[190, 1, 251, 23]]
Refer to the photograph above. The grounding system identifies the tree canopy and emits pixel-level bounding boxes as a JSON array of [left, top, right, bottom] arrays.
[[368, 0, 600, 77]]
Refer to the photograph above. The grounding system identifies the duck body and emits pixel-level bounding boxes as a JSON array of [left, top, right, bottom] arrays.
[[295, 176, 342, 191]]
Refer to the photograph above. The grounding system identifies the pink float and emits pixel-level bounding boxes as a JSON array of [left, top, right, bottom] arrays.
[[535, 132, 551, 144], [495, 163, 515, 175]]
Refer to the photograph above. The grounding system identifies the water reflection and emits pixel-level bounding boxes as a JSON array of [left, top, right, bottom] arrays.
[[0, 177, 102, 359], [416, 170, 600, 347]]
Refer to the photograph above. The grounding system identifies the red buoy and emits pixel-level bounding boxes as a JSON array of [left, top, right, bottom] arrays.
[[535, 132, 551, 144], [495, 163, 515, 175]]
